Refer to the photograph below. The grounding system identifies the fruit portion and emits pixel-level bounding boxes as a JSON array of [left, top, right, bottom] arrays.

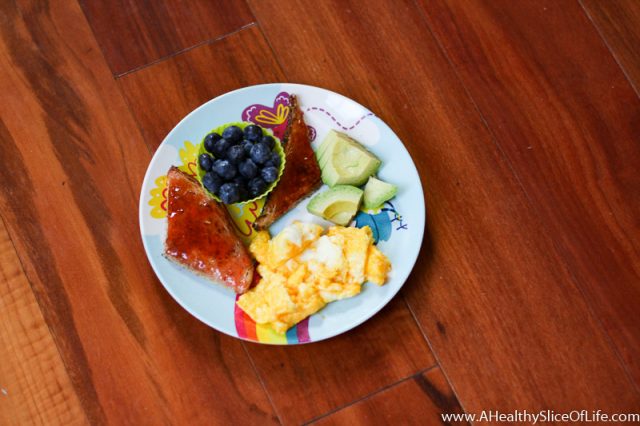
[[363, 177, 398, 209], [307, 185, 364, 226], [317, 130, 381, 187], [197, 122, 285, 204]]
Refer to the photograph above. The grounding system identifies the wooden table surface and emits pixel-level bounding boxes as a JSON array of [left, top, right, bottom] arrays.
[[1, 0, 639, 424]]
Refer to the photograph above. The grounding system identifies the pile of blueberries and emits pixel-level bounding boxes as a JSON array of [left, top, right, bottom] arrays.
[[199, 124, 282, 204]]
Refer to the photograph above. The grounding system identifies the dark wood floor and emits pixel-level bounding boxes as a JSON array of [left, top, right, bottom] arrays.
[[1, 0, 638, 424]]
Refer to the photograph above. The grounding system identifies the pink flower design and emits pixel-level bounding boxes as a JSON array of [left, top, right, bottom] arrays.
[[242, 91, 317, 142], [242, 92, 291, 139]]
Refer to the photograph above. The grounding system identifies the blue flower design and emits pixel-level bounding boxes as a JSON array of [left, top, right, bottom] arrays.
[[355, 201, 406, 243]]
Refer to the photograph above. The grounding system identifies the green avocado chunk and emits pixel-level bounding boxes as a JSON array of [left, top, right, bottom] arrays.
[[316, 130, 381, 187], [363, 176, 397, 209], [307, 185, 364, 226]]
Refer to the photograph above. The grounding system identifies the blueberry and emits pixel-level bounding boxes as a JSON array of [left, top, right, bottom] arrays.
[[238, 158, 258, 179], [233, 178, 249, 201], [204, 132, 221, 153], [269, 152, 281, 167], [226, 144, 245, 164], [199, 153, 213, 171], [261, 166, 279, 183], [248, 177, 268, 198], [263, 152, 281, 168], [222, 125, 243, 143], [244, 124, 263, 142], [202, 172, 222, 194], [219, 182, 241, 204], [240, 140, 253, 155], [212, 159, 237, 180], [212, 138, 230, 158], [250, 142, 271, 165], [260, 135, 275, 150], [238, 186, 249, 202]]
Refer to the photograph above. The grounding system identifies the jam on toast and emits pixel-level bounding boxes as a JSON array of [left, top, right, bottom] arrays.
[[164, 166, 254, 293], [254, 95, 322, 229]]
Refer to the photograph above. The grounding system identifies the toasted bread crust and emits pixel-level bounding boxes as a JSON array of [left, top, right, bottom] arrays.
[[164, 167, 254, 293], [254, 95, 322, 229]]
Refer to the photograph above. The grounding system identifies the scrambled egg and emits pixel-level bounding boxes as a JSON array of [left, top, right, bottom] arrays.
[[237, 221, 391, 334]]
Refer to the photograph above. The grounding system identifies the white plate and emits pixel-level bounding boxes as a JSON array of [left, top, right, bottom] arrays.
[[139, 83, 425, 344]]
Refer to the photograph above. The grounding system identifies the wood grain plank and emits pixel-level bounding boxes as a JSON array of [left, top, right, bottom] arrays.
[[248, 0, 640, 414], [582, 0, 640, 95], [0, 216, 87, 425], [118, 25, 283, 151], [417, 0, 640, 387], [312, 367, 466, 426], [246, 297, 436, 425], [117, 29, 437, 425], [79, 0, 254, 75], [0, 1, 276, 424]]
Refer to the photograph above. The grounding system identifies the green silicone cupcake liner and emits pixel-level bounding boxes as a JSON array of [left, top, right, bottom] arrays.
[[197, 122, 286, 204]]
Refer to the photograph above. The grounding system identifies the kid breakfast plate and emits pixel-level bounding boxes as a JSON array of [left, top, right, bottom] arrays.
[[139, 83, 425, 344]]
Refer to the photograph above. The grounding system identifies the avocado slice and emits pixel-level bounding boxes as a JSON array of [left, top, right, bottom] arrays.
[[315, 131, 336, 167], [316, 132, 332, 159], [307, 185, 364, 226], [363, 176, 397, 209], [318, 130, 381, 187], [316, 133, 335, 170], [317, 145, 330, 170]]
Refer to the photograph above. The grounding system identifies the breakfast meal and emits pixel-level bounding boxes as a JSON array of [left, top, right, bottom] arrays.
[[236, 221, 391, 334], [198, 123, 284, 204], [253, 95, 322, 230], [163, 93, 400, 333], [164, 166, 254, 293]]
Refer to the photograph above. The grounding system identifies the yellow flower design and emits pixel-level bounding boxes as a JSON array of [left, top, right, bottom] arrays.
[[148, 140, 198, 219], [255, 104, 289, 126], [178, 141, 199, 177], [149, 175, 168, 219]]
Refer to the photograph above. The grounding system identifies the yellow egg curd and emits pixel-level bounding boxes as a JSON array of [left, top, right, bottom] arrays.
[[236, 221, 391, 334]]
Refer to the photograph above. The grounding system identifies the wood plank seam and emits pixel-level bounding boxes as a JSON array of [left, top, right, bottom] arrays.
[[241, 342, 284, 425], [0, 211, 88, 424], [244, 3, 289, 82], [78, 0, 256, 76], [393, 215, 468, 416], [112, 23, 258, 79], [0, 211, 35, 324], [0, 120, 107, 423], [302, 365, 439, 425], [411, 0, 640, 397], [578, 0, 640, 99], [401, 293, 468, 415], [0, 221, 49, 426]]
